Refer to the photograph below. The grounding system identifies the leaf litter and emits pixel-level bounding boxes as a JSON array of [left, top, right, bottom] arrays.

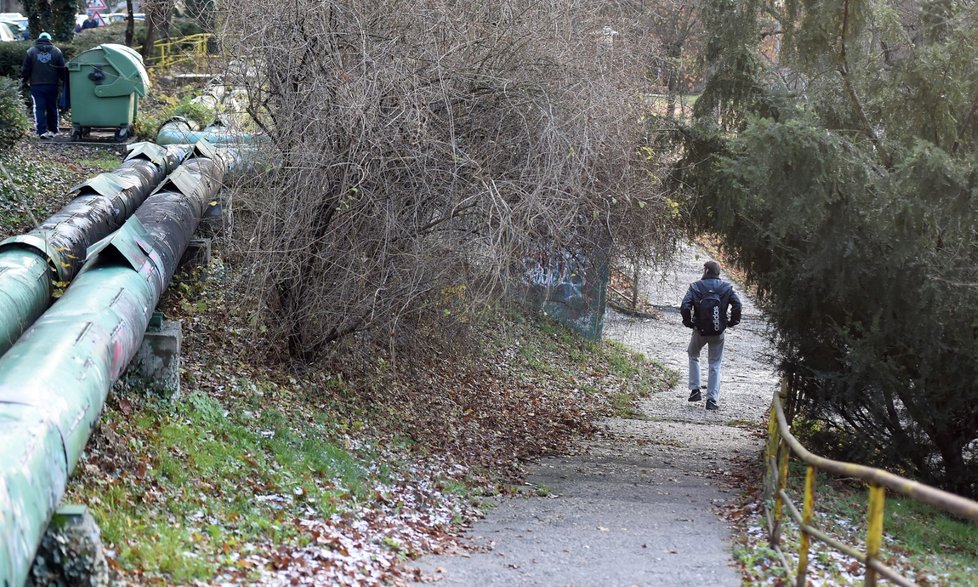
[[62, 254, 673, 585]]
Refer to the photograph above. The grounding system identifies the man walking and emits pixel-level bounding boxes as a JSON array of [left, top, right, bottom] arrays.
[[680, 260, 742, 411], [21, 32, 66, 139]]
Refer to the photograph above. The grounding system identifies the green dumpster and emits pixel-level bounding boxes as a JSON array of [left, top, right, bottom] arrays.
[[67, 44, 150, 142]]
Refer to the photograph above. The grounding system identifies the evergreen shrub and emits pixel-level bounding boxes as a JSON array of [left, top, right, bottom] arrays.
[[0, 41, 31, 79], [678, 0, 978, 497], [0, 76, 29, 149]]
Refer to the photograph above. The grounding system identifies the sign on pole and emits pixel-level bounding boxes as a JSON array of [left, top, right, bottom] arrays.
[[88, 0, 108, 10]]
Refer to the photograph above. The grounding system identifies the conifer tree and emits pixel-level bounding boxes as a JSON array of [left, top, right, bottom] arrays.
[[23, 0, 77, 42], [676, 0, 978, 496]]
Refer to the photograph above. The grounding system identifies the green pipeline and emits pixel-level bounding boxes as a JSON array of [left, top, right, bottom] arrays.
[[0, 142, 188, 358], [0, 141, 225, 587]]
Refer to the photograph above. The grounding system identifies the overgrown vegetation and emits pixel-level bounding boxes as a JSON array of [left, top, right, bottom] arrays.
[[217, 0, 681, 362], [675, 0, 978, 496], [133, 93, 216, 140]]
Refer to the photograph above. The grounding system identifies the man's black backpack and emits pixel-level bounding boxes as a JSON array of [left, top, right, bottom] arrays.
[[694, 282, 727, 336]]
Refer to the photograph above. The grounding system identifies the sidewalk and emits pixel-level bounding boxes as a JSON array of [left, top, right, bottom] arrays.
[[410, 243, 777, 586]]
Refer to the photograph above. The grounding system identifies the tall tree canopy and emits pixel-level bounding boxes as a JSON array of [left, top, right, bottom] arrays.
[[676, 0, 978, 496], [23, 0, 76, 42]]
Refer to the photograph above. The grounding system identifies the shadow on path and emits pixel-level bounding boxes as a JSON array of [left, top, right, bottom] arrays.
[[410, 243, 777, 586]]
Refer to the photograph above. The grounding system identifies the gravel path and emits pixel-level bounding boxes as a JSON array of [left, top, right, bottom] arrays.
[[411, 243, 778, 586]]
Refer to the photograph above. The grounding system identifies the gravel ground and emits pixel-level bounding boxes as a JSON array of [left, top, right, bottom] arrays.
[[410, 243, 779, 586]]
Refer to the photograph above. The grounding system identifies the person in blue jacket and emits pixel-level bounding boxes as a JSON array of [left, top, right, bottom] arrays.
[[81, 14, 99, 30], [680, 260, 742, 411], [21, 32, 66, 139]]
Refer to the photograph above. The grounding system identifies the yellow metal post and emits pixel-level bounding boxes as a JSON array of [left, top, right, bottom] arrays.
[[765, 399, 780, 546], [766, 401, 779, 472], [773, 438, 790, 546], [796, 466, 816, 587], [865, 484, 886, 587]]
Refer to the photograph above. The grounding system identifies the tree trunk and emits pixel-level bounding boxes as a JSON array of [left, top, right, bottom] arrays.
[[140, 0, 175, 61], [665, 44, 682, 119], [125, 0, 134, 47]]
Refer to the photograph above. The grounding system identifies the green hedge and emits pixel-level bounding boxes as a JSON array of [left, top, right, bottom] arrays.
[[0, 41, 33, 79]]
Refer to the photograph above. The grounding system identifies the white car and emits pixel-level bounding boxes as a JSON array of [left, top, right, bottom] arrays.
[[0, 21, 16, 42]]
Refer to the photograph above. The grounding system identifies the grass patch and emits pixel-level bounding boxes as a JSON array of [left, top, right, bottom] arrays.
[[528, 314, 678, 416], [75, 152, 124, 172], [775, 465, 978, 584], [66, 384, 377, 583]]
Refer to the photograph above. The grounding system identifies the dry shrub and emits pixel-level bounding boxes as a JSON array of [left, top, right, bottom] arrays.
[[218, 0, 677, 361]]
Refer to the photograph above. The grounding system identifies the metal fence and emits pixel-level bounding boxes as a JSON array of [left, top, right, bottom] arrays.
[[138, 33, 212, 70], [765, 376, 978, 587]]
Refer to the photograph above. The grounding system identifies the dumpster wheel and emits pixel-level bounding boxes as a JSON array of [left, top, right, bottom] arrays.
[[114, 125, 133, 143]]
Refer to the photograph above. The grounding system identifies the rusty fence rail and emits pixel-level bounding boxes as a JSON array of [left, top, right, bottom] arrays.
[[765, 377, 978, 587]]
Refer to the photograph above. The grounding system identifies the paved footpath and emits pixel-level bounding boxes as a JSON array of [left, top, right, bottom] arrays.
[[411, 244, 777, 586]]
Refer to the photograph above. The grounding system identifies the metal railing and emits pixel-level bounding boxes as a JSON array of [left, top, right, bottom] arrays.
[[765, 377, 978, 587], [138, 33, 212, 70]]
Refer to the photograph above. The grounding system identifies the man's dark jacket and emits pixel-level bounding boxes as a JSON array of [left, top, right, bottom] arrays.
[[680, 275, 743, 333], [21, 39, 66, 86]]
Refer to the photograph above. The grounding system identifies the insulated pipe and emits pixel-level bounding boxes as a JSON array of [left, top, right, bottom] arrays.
[[0, 143, 189, 356], [156, 120, 260, 177], [156, 118, 261, 146], [0, 142, 225, 587]]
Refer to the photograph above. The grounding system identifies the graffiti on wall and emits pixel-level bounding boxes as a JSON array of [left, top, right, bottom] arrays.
[[521, 245, 608, 340]]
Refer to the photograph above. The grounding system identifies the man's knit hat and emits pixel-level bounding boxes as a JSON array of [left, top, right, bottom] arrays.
[[38, 32, 52, 41]]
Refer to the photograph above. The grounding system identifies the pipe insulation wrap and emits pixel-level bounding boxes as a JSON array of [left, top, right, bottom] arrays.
[[0, 143, 190, 360], [156, 120, 260, 146], [0, 251, 52, 353], [0, 142, 225, 587], [13, 143, 191, 282], [0, 415, 67, 587]]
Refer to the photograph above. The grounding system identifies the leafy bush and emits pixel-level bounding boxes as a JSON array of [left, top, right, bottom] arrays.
[[133, 94, 215, 140], [0, 76, 29, 148]]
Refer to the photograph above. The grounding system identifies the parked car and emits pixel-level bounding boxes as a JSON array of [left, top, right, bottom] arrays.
[[0, 21, 15, 42], [1, 15, 29, 39]]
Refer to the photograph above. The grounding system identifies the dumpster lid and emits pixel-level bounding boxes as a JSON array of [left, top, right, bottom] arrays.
[[99, 43, 151, 96]]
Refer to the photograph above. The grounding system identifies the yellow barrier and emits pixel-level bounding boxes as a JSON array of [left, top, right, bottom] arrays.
[[765, 377, 978, 587], [137, 33, 212, 71]]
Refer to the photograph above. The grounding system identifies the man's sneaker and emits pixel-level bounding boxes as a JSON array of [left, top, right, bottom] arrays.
[[688, 389, 702, 402], [706, 399, 719, 411], [40, 131, 55, 139]]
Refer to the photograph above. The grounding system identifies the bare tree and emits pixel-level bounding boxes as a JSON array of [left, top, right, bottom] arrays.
[[140, 0, 175, 60], [217, 0, 679, 362]]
